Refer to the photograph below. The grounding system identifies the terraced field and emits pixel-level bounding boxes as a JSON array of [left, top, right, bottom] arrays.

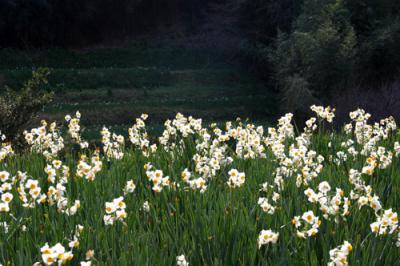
[[0, 46, 277, 139]]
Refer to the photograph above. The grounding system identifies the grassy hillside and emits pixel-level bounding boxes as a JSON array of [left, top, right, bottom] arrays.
[[0, 46, 277, 139]]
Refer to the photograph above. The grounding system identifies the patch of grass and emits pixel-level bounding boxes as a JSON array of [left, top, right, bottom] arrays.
[[0, 46, 278, 139], [0, 47, 229, 69]]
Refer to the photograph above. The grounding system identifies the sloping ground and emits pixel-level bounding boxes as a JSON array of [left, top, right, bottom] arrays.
[[0, 46, 277, 138]]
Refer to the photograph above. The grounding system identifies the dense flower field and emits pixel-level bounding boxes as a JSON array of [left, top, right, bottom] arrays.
[[0, 106, 400, 265]]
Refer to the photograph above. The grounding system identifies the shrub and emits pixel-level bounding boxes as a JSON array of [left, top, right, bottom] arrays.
[[267, 0, 357, 120], [0, 68, 53, 146]]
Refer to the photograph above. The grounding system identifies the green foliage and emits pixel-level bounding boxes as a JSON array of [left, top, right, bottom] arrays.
[[345, 0, 400, 38], [240, 0, 400, 114], [239, 0, 301, 41], [355, 19, 400, 84], [0, 68, 53, 144], [281, 74, 315, 115], [272, 0, 357, 101], [237, 0, 302, 78], [0, 47, 277, 136]]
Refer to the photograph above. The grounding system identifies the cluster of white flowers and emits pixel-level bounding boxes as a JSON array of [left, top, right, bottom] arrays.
[[257, 229, 279, 248], [181, 168, 207, 193], [345, 109, 396, 157], [101, 127, 124, 160], [346, 168, 400, 244], [226, 121, 266, 159], [40, 243, 74, 265], [45, 160, 68, 183], [0, 171, 13, 213], [145, 163, 171, 192], [327, 241, 352, 266], [257, 197, 275, 215], [159, 113, 202, 152], [104, 196, 127, 225], [293, 147, 324, 187], [370, 208, 398, 235], [16, 172, 46, 208], [336, 140, 358, 163], [258, 181, 281, 215], [361, 147, 393, 175], [0, 131, 13, 162], [310, 105, 335, 123], [68, 224, 84, 249], [304, 184, 351, 222], [226, 169, 245, 188], [129, 114, 156, 156], [304, 117, 318, 133], [257, 189, 280, 215], [76, 153, 103, 181], [292, 211, 321, 238], [263, 112, 324, 190], [157, 113, 235, 187], [192, 126, 232, 179], [24, 120, 64, 160], [2, 168, 80, 215], [123, 179, 136, 195], [65, 111, 89, 149], [38, 225, 84, 265], [331, 150, 349, 165], [47, 182, 81, 216], [333, 109, 400, 245], [357, 193, 382, 212]]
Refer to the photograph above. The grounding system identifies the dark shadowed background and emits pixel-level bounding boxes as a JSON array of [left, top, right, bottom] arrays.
[[1, 0, 400, 139]]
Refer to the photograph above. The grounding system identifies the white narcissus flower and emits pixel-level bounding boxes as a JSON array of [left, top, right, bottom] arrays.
[[328, 241, 352, 266], [176, 254, 189, 266], [318, 181, 331, 194], [257, 229, 279, 248], [40, 242, 73, 265], [302, 211, 317, 224], [1, 192, 13, 203], [0, 171, 10, 182], [104, 197, 127, 225], [142, 201, 150, 212], [0, 202, 10, 212], [227, 169, 245, 188], [105, 202, 116, 214], [123, 179, 136, 195]]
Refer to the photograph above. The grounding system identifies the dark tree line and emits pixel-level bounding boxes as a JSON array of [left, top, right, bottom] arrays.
[[237, 0, 400, 116], [0, 0, 214, 47]]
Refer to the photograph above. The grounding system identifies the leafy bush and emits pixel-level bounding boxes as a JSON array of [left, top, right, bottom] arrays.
[[239, 0, 400, 118], [259, 0, 357, 120], [281, 74, 316, 116], [356, 20, 400, 85], [273, 0, 357, 97], [0, 68, 53, 145]]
